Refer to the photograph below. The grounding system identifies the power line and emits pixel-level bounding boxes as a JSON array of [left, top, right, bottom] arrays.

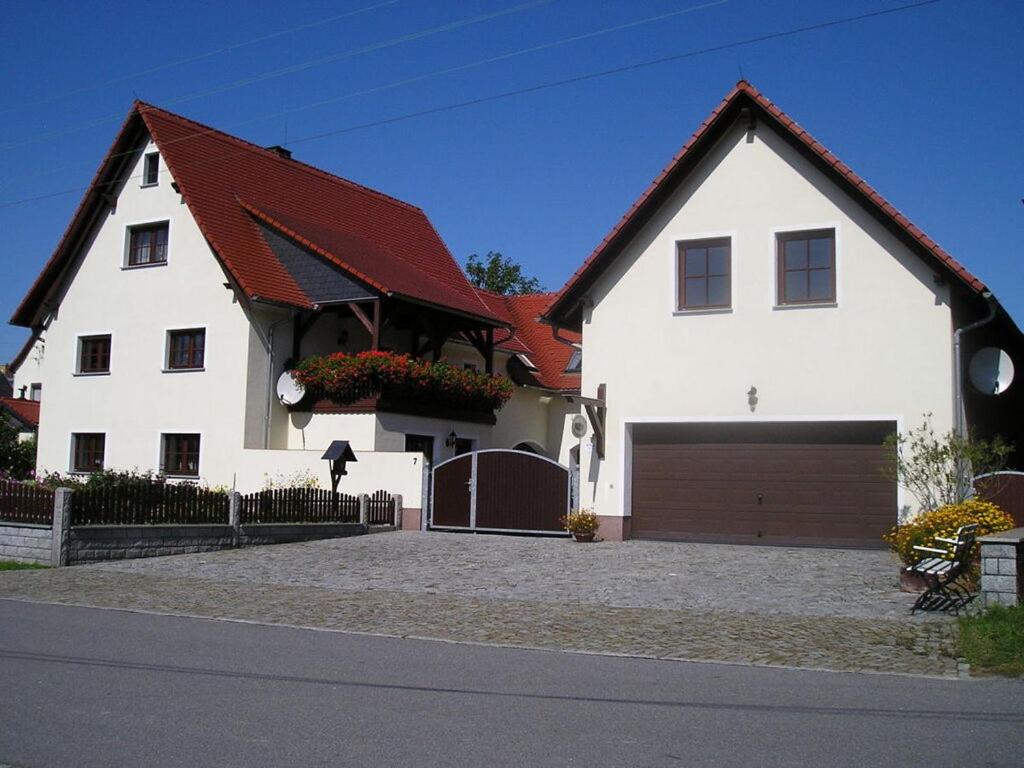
[[0, 0, 941, 211], [0, 0, 555, 152], [0, 0, 401, 117], [4, 0, 728, 184]]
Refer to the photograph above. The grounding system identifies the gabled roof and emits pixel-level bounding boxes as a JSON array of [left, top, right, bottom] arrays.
[[12, 102, 503, 328], [477, 291, 581, 391], [0, 397, 39, 430], [544, 80, 991, 328]]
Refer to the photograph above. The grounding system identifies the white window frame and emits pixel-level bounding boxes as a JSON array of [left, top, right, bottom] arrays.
[[141, 152, 160, 187], [122, 219, 170, 270], [73, 332, 113, 376], [158, 431, 204, 479], [163, 326, 207, 373]]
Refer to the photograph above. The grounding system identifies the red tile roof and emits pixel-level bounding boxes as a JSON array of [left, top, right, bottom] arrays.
[[545, 80, 990, 326], [12, 102, 503, 327], [0, 397, 39, 430], [478, 291, 581, 391]]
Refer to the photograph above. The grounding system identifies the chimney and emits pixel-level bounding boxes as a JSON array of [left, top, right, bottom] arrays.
[[266, 145, 292, 160]]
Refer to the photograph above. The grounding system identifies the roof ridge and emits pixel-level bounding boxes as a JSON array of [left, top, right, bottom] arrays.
[[136, 102, 426, 215]]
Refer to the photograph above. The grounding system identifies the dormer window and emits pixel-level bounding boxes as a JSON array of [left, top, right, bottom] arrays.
[[564, 349, 582, 374], [142, 152, 159, 186], [126, 222, 168, 267]]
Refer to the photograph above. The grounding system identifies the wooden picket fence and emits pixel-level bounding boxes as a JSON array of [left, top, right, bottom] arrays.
[[0, 480, 54, 525], [239, 487, 360, 525], [70, 483, 230, 526], [367, 489, 395, 525]]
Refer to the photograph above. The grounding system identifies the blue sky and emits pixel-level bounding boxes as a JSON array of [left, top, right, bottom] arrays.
[[1, 0, 1021, 362]]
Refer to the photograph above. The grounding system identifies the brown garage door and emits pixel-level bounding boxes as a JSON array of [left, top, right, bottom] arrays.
[[631, 421, 897, 547]]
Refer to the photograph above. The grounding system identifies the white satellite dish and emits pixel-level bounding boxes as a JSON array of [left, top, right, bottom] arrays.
[[968, 347, 1014, 396], [571, 414, 588, 439], [276, 370, 306, 405]]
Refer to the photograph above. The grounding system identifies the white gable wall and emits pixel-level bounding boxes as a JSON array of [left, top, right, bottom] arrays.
[[580, 122, 955, 520], [33, 137, 256, 484]]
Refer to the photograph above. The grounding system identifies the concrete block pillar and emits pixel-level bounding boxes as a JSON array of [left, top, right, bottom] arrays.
[[979, 529, 1024, 608], [393, 495, 403, 528], [358, 494, 369, 526], [50, 488, 73, 567], [228, 492, 242, 547]]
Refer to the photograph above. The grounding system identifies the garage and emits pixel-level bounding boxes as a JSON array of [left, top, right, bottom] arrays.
[[630, 421, 897, 547]]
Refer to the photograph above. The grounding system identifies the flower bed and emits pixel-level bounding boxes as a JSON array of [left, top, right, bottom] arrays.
[[293, 351, 514, 412]]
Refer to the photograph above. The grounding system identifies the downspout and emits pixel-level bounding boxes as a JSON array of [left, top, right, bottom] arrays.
[[952, 291, 996, 497], [251, 307, 293, 449], [953, 291, 996, 439]]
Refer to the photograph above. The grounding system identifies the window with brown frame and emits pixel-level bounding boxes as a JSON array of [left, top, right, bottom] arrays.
[[78, 335, 111, 374], [127, 223, 168, 266], [167, 329, 205, 370], [72, 433, 105, 473], [677, 237, 731, 310], [161, 433, 200, 477], [777, 229, 836, 305]]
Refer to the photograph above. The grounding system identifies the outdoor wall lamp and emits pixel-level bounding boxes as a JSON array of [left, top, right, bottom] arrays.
[[445, 430, 458, 449], [747, 386, 758, 412]]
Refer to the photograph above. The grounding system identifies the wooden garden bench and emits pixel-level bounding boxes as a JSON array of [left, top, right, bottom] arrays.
[[905, 524, 979, 614]]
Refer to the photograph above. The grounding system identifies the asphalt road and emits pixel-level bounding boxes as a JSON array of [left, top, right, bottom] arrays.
[[1, 600, 1022, 768]]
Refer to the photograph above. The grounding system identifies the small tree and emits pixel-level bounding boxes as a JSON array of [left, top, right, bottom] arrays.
[[465, 251, 543, 295], [0, 420, 36, 481], [883, 414, 1012, 512]]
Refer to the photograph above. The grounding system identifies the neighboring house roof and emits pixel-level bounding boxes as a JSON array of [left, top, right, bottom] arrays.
[[477, 291, 581, 391], [12, 102, 503, 328], [0, 397, 39, 431], [544, 80, 993, 328]]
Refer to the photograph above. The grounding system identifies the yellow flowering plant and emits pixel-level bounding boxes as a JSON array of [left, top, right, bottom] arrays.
[[883, 500, 1014, 566], [562, 508, 599, 536]]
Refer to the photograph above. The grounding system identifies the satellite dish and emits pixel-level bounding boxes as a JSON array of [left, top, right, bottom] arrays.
[[571, 414, 588, 439], [968, 347, 1014, 396], [276, 370, 306, 405]]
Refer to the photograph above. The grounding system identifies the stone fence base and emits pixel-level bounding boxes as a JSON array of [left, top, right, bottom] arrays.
[[0, 488, 402, 566]]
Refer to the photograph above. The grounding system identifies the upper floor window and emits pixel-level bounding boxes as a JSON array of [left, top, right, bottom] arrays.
[[142, 152, 159, 186], [126, 223, 168, 267], [677, 237, 731, 310], [78, 335, 111, 374], [166, 329, 205, 371], [29, 383, 42, 401], [72, 433, 105, 473], [162, 433, 200, 477], [777, 229, 835, 305]]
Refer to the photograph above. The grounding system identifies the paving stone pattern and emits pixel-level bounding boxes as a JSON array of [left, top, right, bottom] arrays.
[[0, 532, 959, 677]]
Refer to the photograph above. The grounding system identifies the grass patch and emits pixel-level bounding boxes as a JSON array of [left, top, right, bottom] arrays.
[[958, 604, 1024, 677], [0, 560, 47, 571]]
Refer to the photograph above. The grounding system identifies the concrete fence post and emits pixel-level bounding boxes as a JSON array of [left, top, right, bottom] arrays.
[[228, 491, 242, 547], [392, 494, 403, 529], [358, 494, 369, 526], [50, 488, 73, 567]]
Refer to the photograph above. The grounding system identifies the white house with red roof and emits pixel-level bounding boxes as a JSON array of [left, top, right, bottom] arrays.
[[543, 81, 1022, 544], [8, 103, 581, 522]]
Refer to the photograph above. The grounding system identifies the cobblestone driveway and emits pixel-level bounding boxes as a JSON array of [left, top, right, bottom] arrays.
[[0, 532, 959, 676]]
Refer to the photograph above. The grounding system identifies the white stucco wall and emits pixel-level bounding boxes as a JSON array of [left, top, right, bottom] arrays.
[[580, 122, 955, 520], [11, 337, 44, 398], [31, 137, 264, 485]]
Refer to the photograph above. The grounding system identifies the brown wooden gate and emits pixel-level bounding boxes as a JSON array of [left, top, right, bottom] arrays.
[[431, 450, 570, 534]]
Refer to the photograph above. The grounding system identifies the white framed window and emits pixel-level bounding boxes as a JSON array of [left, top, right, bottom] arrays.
[[165, 328, 206, 371], [76, 334, 111, 375], [124, 221, 169, 268], [71, 433, 105, 473], [160, 433, 201, 477], [142, 152, 160, 187]]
